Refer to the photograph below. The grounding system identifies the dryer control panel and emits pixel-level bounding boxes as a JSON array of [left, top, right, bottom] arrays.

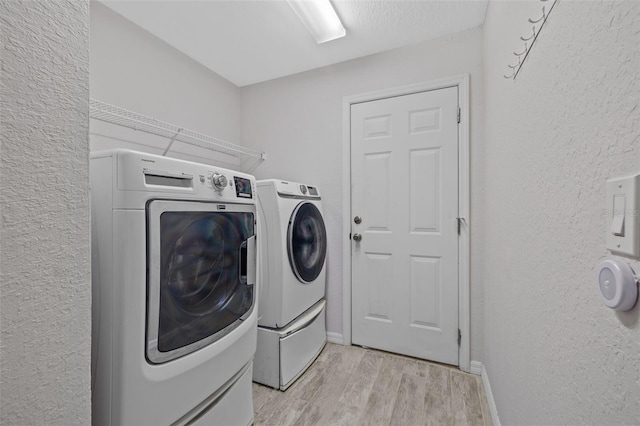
[[270, 179, 321, 199]]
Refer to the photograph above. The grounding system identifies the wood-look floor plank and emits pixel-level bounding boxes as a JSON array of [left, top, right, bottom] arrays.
[[388, 373, 427, 426], [292, 360, 353, 426], [252, 383, 280, 413], [413, 358, 457, 377], [326, 402, 363, 426], [373, 354, 411, 390], [253, 385, 295, 426], [283, 355, 326, 402], [357, 388, 391, 426], [423, 364, 453, 426], [252, 344, 493, 426], [357, 353, 412, 426], [253, 394, 307, 426], [451, 370, 484, 426], [318, 343, 366, 372], [476, 376, 493, 426], [339, 351, 384, 408], [390, 354, 424, 378]]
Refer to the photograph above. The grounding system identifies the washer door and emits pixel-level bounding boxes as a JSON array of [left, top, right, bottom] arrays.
[[147, 200, 256, 364], [287, 202, 327, 283]]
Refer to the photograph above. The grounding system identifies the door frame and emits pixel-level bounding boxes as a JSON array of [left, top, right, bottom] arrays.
[[341, 75, 471, 372]]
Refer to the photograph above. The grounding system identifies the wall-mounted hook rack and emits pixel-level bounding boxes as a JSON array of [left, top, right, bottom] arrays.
[[528, 6, 546, 24], [503, 0, 558, 80], [514, 43, 528, 57], [520, 26, 536, 42]]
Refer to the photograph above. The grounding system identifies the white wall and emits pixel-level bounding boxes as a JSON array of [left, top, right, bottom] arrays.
[[0, 1, 91, 424], [482, 1, 640, 423], [90, 2, 243, 167], [241, 27, 485, 360]]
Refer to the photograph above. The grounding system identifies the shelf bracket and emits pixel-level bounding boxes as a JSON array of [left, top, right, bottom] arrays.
[[162, 128, 183, 156], [241, 152, 267, 174]]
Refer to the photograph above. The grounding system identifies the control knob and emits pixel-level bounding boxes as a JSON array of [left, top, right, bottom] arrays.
[[211, 173, 228, 191]]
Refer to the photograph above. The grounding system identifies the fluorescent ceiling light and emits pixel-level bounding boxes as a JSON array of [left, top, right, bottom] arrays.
[[287, 0, 346, 44]]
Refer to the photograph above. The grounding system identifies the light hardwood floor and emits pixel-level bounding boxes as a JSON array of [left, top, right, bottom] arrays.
[[252, 343, 493, 426]]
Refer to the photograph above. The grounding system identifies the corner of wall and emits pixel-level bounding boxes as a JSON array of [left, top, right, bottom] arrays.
[[1, 1, 91, 424]]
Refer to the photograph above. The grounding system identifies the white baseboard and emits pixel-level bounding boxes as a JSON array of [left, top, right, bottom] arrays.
[[469, 360, 483, 376], [480, 362, 501, 426], [326, 332, 344, 345]]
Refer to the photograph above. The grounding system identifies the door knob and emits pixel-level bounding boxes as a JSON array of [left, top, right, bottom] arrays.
[[354, 216, 362, 224], [353, 233, 362, 242]]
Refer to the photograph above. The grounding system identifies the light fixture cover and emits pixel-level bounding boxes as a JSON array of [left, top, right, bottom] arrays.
[[597, 258, 638, 311], [287, 0, 346, 44]]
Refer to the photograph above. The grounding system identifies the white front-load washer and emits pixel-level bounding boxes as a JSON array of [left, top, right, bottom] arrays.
[[253, 179, 327, 390], [91, 149, 258, 425]]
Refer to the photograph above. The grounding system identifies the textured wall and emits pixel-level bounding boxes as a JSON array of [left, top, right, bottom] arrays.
[[482, 1, 640, 423], [0, 1, 91, 424], [90, 3, 243, 166], [241, 27, 486, 361]]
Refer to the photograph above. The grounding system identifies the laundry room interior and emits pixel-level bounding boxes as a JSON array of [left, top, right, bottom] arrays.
[[1, 0, 639, 425]]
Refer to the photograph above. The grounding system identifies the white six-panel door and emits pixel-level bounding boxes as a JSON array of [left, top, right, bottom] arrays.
[[350, 87, 459, 365]]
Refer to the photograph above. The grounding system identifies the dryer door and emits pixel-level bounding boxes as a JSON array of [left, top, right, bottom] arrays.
[[146, 200, 256, 364], [287, 202, 327, 283]]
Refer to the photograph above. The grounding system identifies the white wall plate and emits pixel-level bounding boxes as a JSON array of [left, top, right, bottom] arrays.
[[606, 174, 640, 257]]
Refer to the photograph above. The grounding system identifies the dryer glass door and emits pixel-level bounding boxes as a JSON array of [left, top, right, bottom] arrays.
[[287, 202, 327, 283], [146, 200, 256, 364]]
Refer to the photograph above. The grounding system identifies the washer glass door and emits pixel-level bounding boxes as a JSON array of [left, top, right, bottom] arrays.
[[287, 202, 327, 283], [146, 200, 256, 364]]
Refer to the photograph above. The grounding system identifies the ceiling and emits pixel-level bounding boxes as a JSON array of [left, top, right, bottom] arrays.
[[99, 0, 488, 87]]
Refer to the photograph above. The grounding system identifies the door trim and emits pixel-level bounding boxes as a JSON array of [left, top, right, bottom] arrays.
[[341, 75, 471, 372]]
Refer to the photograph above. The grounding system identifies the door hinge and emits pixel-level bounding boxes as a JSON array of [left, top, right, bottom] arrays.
[[456, 217, 467, 235], [458, 329, 461, 346], [457, 107, 461, 124]]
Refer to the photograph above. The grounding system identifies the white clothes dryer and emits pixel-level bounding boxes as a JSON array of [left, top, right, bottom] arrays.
[[253, 179, 327, 390], [256, 180, 326, 328], [91, 149, 258, 425]]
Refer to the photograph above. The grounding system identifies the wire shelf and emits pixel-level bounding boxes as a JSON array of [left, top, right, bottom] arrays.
[[89, 99, 265, 161]]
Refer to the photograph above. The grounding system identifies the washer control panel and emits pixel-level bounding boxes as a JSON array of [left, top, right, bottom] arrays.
[[110, 150, 256, 207], [196, 170, 256, 200]]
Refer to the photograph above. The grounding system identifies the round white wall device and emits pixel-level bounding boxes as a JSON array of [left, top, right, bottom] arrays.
[[597, 258, 638, 311]]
